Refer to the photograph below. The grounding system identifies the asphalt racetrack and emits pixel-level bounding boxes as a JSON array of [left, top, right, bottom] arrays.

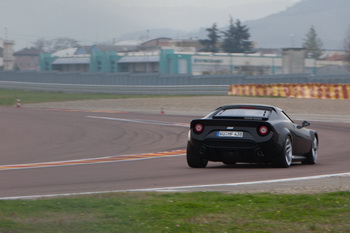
[[1, 106, 349, 199]]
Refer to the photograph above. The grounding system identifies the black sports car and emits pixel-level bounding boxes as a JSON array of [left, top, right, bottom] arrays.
[[187, 104, 318, 168]]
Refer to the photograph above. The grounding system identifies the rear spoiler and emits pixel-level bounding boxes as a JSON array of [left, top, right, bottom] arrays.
[[216, 105, 277, 112], [212, 116, 269, 121]]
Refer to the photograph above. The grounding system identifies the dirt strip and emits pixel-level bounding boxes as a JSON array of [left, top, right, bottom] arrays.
[[26, 96, 350, 116]]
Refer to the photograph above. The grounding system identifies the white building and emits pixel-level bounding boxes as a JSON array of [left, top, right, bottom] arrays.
[[0, 37, 15, 70]]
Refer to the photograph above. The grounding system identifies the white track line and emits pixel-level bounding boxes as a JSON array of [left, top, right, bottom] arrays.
[[1, 172, 349, 200], [86, 116, 189, 127]]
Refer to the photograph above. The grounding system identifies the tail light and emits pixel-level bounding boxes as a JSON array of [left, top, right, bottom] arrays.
[[258, 126, 269, 136], [194, 123, 204, 134]]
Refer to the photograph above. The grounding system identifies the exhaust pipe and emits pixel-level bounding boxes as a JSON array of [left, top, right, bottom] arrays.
[[256, 150, 264, 157], [199, 147, 207, 155]]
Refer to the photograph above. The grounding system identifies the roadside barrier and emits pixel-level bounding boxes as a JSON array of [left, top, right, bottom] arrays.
[[228, 83, 350, 99]]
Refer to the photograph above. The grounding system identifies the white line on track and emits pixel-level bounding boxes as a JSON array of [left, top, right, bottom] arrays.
[[1, 172, 349, 200], [86, 116, 190, 127], [87, 115, 350, 125], [292, 114, 350, 123]]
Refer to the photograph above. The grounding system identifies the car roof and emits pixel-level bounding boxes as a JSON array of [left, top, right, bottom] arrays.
[[216, 104, 282, 112]]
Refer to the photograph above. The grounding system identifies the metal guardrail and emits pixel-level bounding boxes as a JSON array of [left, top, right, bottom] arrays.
[[0, 81, 230, 95], [0, 71, 350, 95]]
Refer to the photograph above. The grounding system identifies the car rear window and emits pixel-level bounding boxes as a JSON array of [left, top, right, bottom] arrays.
[[213, 109, 271, 119]]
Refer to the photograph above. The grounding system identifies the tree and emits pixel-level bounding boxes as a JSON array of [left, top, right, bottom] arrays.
[[345, 29, 350, 62], [199, 23, 220, 52], [302, 26, 323, 59], [221, 18, 252, 53], [344, 29, 350, 71], [31, 37, 80, 53], [31, 38, 52, 52], [52, 37, 80, 52]]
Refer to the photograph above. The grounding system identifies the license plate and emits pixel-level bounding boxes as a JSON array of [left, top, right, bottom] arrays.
[[217, 131, 243, 137]]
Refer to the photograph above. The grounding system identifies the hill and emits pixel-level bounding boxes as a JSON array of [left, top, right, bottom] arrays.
[[118, 0, 350, 50], [246, 0, 350, 49], [1, 0, 349, 50]]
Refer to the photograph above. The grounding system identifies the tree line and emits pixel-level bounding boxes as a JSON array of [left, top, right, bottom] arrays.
[[32, 37, 81, 53], [199, 17, 253, 54], [30, 18, 349, 64], [199, 17, 328, 59]]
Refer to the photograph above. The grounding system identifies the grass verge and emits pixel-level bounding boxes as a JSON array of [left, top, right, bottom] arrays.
[[0, 89, 170, 106], [0, 192, 349, 233], [0, 89, 277, 107]]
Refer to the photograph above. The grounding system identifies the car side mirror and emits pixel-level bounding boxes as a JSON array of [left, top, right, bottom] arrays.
[[302, 121, 310, 127], [297, 121, 310, 129]]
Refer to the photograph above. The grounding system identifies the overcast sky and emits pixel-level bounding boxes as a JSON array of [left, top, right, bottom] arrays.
[[115, 0, 301, 8], [1, 0, 303, 50], [111, 0, 303, 25]]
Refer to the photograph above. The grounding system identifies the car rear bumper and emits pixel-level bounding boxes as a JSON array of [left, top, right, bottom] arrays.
[[188, 138, 282, 164]]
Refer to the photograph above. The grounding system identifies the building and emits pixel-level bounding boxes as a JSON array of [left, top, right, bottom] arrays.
[[0, 38, 15, 70], [0, 38, 3, 69], [39, 38, 348, 76], [282, 48, 306, 74], [50, 48, 90, 72], [14, 47, 41, 71]]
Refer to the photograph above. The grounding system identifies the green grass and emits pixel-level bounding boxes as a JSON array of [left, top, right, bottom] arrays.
[[0, 192, 349, 233], [0, 89, 167, 106]]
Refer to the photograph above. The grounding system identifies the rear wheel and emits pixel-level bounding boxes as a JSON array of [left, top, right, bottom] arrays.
[[302, 136, 318, 165], [186, 142, 208, 168], [272, 136, 292, 168]]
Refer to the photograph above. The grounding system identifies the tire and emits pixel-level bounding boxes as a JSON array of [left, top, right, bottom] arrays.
[[186, 142, 208, 168], [302, 136, 318, 165], [272, 136, 293, 168]]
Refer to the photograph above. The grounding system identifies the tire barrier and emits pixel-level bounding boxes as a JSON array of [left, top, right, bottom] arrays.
[[228, 83, 350, 99]]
